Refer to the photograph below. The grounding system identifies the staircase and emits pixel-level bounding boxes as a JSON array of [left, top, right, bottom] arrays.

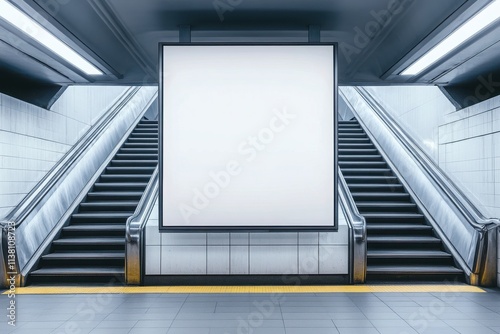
[[338, 119, 464, 281], [29, 118, 158, 284]]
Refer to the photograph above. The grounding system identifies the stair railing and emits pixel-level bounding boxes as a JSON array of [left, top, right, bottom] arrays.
[[339, 168, 367, 284], [0, 87, 158, 287], [340, 86, 500, 286], [125, 166, 158, 285]]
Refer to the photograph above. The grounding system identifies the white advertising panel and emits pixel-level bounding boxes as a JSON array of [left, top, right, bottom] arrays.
[[160, 44, 337, 230]]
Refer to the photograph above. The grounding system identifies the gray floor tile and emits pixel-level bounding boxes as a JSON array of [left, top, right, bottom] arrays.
[[95, 320, 138, 328], [134, 320, 173, 328], [284, 319, 335, 327], [376, 328, 418, 334], [453, 327, 498, 334], [337, 328, 380, 334], [285, 329, 340, 334], [334, 319, 374, 328], [415, 328, 459, 334], [129, 328, 169, 334], [167, 329, 210, 334]]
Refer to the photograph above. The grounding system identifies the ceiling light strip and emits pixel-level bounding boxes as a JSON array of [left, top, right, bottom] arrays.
[[0, 0, 103, 75], [401, 0, 500, 76]]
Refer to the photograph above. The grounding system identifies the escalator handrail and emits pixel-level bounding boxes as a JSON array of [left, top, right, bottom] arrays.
[[0, 87, 141, 229], [338, 167, 367, 284], [354, 86, 500, 231], [125, 166, 159, 285]]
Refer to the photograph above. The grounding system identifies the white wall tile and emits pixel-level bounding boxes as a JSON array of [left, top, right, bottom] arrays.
[[162, 233, 207, 246], [161, 246, 207, 274], [298, 245, 319, 274], [207, 233, 229, 245], [207, 246, 230, 274], [145, 221, 161, 246], [230, 233, 249, 245], [298, 232, 319, 245], [249, 246, 298, 274], [319, 224, 348, 245], [319, 245, 348, 274], [230, 245, 249, 274], [145, 246, 161, 275], [250, 232, 297, 245]]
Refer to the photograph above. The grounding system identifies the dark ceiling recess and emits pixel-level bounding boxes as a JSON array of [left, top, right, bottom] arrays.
[[440, 69, 500, 110], [0, 66, 64, 109]]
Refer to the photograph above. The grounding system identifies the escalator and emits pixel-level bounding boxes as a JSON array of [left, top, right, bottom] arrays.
[[29, 118, 158, 284], [338, 119, 464, 281]]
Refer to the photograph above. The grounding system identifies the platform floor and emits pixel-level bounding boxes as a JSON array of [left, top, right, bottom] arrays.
[[1, 285, 500, 334]]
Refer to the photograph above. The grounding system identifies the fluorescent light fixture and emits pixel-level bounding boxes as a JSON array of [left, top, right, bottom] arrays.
[[0, 0, 103, 75], [401, 0, 500, 76]]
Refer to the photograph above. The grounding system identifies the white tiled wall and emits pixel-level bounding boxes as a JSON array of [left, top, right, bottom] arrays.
[[0, 86, 129, 217], [498, 228, 500, 287], [438, 95, 500, 218], [145, 199, 349, 276], [363, 86, 455, 162]]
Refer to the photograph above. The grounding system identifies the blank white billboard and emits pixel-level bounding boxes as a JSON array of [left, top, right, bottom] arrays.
[[160, 44, 337, 230]]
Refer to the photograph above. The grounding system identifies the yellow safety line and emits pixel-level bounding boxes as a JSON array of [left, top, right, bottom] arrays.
[[3, 285, 485, 295]]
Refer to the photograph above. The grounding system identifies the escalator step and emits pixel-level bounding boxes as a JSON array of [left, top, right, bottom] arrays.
[[30, 267, 124, 276], [42, 252, 124, 260], [367, 265, 463, 275], [367, 236, 441, 243], [368, 250, 451, 259]]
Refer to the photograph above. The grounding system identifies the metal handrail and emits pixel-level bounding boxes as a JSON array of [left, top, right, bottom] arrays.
[[355, 86, 500, 231], [338, 167, 367, 284], [125, 166, 159, 285]]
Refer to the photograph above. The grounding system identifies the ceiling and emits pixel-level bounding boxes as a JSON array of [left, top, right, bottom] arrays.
[[0, 0, 499, 91]]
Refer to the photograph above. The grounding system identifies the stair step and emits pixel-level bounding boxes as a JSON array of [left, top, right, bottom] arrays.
[[105, 166, 155, 174], [110, 160, 157, 166], [347, 184, 404, 191], [100, 175, 151, 182], [367, 223, 431, 230], [341, 169, 394, 177], [344, 176, 398, 183], [338, 128, 364, 133], [367, 236, 441, 244], [63, 225, 126, 232], [338, 133, 367, 137], [356, 202, 416, 209], [367, 265, 463, 275], [129, 133, 158, 138], [338, 142, 373, 147], [86, 192, 143, 201], [42, 252, 124, 260], [364, 215, 426, 224], [52, 237, 124, 245], [72, 213, 132, 220], [337, 138, 371, 143], [367, 250, 451, 259], [119, 148, 158, 153], [351, 193, 411, 201], [115, 154, 158, 160], [338, 161, 387, 168], [30, 267, 124, 276], [93, 182, 148, 190], [127, 138, 158, 143], [338, 149, 378, 155], [122, 143, 158, 148], [80, 201, 139, 209], [339, 155, 383, 161]]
